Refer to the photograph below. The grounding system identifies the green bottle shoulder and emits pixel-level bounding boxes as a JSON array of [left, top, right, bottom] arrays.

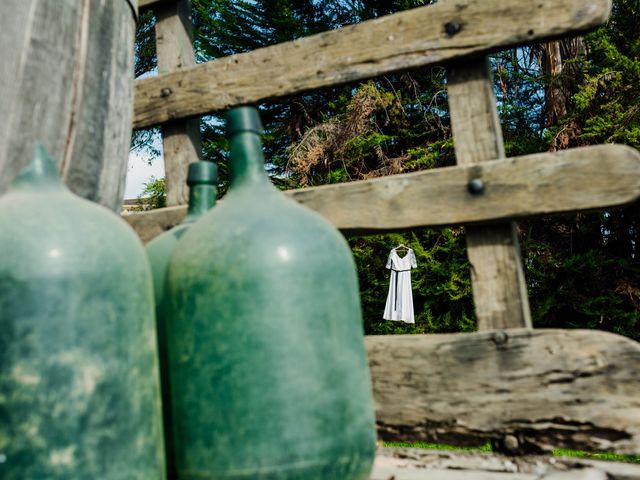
[[146, 224, 190, 262], [0, 188, 149, 276], [170, 188, 353, 270]]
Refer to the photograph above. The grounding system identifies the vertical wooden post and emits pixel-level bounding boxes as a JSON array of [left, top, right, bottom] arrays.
[[0, 0, 138, 212], [448, 58, 532, 330], [155, 0, 201, 206]]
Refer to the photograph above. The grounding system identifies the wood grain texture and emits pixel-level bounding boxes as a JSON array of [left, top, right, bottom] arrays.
[[371, 448, 640, 480], [289, 145, 640, 232], [366, 330, 640, 454], [155, 0, 201, 206], [448, 58, 532, 330], [122, 205, 188, 243], [123, 144, 640, 243], [133, 0, 612, 128], [124, 0, 138, 17], [139, 0, 169, 10], [0, 0, 136, 212]]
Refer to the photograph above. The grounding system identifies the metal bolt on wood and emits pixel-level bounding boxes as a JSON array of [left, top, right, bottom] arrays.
[[445, 21, 462, 36], [468, 178, 485, 195], [493, 330, 509, 345]]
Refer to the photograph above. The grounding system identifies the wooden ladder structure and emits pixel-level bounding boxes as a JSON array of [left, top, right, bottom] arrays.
[[128, 0, 640, 478]]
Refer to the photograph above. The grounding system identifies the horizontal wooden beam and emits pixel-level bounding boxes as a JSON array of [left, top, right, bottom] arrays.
[[133, 0, 611, 128], [366, 329, 640, 454], [372, 448, 640, 479], [123, 205, 186, 243], [138, 0, 170, 11], [123, 145, 640, 242], [292, 145, 640, 232]]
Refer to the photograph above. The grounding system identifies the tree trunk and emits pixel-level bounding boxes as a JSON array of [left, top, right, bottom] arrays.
[[539, 38, 586, 150], [0, 0, 137, 212]]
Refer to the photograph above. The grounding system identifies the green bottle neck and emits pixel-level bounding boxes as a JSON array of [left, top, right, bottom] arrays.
[[184, 184, 216, 224], [229, 132, 273, 190]]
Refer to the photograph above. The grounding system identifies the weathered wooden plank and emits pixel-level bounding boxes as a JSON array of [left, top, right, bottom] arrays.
[[125, 0, 138, 17], [133, 0, 612, 128], [289, 145, 640, 232], [0, 0, 136, 212], [448, 58, 531, 330], [139, 0, 169, 11], [123, 205, 188, 243], [155, 0, 201, 206], [366, 330, 640, 454], [123, 144, 640, 243], [372, 448, 640, 480], [373, 462, 536, 480]]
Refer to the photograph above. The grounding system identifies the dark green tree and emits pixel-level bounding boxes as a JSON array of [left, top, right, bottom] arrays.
[[492, 2, 640, 341]]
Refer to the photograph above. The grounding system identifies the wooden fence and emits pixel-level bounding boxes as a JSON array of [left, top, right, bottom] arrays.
[[125, 0, 640, 477]]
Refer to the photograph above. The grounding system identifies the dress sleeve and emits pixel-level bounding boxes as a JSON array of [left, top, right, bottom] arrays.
[[385, 251, 393, 269], [410, 249, 417, 269]]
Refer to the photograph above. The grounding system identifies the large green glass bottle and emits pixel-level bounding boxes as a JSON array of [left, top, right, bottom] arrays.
[[146, 160, 217, 479], [0, 145, 165, 480], [166, 107, 376, 479]]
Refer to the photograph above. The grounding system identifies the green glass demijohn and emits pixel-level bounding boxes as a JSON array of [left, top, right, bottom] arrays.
[[165, 106, 377, 479], [147, 161, 218, 307], [0, 145, 166, 480], [145, 160, 217, 479]]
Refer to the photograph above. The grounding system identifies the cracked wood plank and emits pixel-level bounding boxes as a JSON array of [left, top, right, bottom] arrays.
[[0, 0, 137, 212], [122, 144, 640, 243], [371, 448, 640, 479], [366, 330, 640, 455], [133, 0, 611, 128]]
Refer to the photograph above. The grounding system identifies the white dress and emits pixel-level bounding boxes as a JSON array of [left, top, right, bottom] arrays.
[[383, 248, 417, 324]]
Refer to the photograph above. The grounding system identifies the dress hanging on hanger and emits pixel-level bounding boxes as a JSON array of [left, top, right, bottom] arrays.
[[383, 246, 417, 324]]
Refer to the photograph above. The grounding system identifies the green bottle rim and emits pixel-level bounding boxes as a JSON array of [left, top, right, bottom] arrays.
[[187, 161, 218, 186], [226, 106, 264, 136]]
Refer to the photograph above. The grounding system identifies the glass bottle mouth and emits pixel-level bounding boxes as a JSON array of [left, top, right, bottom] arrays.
[[226, 106, 264, 136], [187, 161, 218, 186]]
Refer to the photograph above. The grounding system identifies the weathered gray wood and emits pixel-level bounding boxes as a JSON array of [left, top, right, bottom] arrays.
[[139, 0, 169, 10], [366, 330, 640, 454], [371, 448, 640, 480], [448, 58, 532, 330], [125, 0, 138, 17], [155, 0, 201, 206], [123, 144, 640, 243], [123, 205, 188, 243], [0, 0, 137, 212], [133, 0, 611, 128], [290, 145, 640, 232]]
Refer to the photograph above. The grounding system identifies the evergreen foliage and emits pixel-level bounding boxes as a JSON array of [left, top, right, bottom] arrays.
[[514, 3, 640, 341], [350, 229, 474, 335]]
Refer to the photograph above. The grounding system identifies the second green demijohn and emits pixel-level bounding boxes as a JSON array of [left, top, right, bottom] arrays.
[[165, 107, 377, 479], [146, 160, 217, 479]]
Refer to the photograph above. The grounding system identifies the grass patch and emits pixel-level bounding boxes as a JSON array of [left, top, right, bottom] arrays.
[[383, 442, 640, 463], [552, 449, 640, 464], [383, 441, 491, 452]]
